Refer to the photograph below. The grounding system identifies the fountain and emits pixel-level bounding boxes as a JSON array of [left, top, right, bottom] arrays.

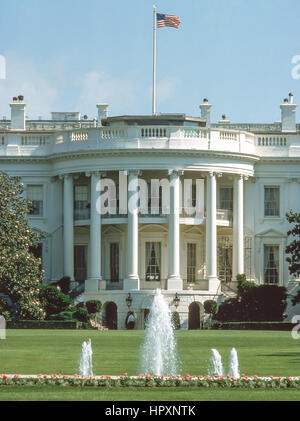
[[228, 347, 240, 378], [79, 339, 93, 376], [208, 349, 223, 376], [139, 289, 180, 376]]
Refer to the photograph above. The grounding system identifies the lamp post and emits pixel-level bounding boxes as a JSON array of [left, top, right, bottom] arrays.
[[173, 292, 180, 309]]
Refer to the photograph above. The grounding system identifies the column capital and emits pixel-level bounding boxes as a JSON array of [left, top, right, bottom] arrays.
[[207, 171, 222, 178], [234, 174, 248, 181], [168, 169, 184, 177], [125, 169, 141, 177], [59, 173, 73, 180]]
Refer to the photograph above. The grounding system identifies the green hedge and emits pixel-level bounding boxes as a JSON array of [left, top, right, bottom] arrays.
[[6, 320, 91, 329], [212, 321, 295, 330]]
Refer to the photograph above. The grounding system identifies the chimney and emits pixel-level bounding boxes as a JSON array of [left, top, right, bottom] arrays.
[[280, 93, 297, 132], [10, 95, 26, 130], [218, 114, 230, 125], [96, 104, 109, 127], [199, 98, 212, 128]]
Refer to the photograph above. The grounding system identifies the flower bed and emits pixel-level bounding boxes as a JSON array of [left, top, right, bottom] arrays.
[[1, 374, 300, 388]]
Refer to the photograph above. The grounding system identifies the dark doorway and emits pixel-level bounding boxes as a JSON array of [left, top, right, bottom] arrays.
[[104, 302, 118, 330], [188, 302, 200, 329], [74, 245, 87, 283]]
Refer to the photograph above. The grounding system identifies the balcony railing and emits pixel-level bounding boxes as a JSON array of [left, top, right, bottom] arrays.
[[182, 279, 209, 291], [140, 279, 168, 290], [106, 279, 124, 290], [73, 206, 233, 222], [74, 208, 90, 220]]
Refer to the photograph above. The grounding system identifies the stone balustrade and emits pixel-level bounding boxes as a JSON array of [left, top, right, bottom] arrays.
[[1, 125, 300, 157]]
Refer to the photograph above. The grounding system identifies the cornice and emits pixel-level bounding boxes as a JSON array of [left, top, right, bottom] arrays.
[[46, 148, 261, 163]]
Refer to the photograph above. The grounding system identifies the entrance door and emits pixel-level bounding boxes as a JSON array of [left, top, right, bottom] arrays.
[[188, 302, 200, 329], [104, 302, 118, 330], [74, 245, 87, 282]]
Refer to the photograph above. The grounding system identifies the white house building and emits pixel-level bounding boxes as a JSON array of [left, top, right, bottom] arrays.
[[0, 93, 300, 329]]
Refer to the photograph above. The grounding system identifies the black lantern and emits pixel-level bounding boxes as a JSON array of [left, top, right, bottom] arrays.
[[126, 293, 132, 308], [173, 292, 180, 309]]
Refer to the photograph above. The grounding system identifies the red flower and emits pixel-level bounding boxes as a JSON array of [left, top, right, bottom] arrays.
[[2, 375, 7, 379]]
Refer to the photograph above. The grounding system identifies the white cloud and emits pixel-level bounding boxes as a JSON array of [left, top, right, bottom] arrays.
[[0, 54, 60, 119], [76, 71, 139, 117], [157, 76, 180, 104]]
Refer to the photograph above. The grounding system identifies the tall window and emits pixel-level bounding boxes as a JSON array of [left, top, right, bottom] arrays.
[[264, 186, 280, 217], [244, 237, 253, 280], [217, 237, 232, 282], [74, 185, 89, 220], [110, 242, 119, 282], [187, 243, 196, 282], [27, 185, 43, 216], [264, 245, 279, 284], [219, 187, 233, 210], [74, 245, 87, 282], [146, 242, 161, 281]]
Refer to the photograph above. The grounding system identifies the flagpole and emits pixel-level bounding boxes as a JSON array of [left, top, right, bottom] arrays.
[[152, 4, 157, 115]]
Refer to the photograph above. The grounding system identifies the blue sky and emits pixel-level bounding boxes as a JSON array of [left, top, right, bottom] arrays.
[[0, 0, 300, 123]]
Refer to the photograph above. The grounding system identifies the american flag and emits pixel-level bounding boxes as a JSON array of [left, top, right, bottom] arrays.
[[156, 13, 181, 29]]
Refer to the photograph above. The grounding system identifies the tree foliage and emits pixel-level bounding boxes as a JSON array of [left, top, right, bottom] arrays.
[[214, 274, 287, 322], [203, 300, 218, 316], [39, 285, 73, 319], [285, 211, 300, 278], [0, 171, 45, 319]]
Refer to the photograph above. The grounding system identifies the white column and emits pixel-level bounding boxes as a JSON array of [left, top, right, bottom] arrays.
[[63, 174, 74, 282], [85, 171, 105, 293], [233, 175, 245, 280], [124, 170, 140, 290], [167, 170, 183, 290], [206, 172, 220, 292]]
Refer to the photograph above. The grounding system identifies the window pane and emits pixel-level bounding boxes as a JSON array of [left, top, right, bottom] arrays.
[[264, 187, 280, 217], [187, 243, 196, 282], [74, 185, 89, 219], [27, 185, 43, 216], [110, 243, 119, 282], [220, 187, 233, 210], [264, 245, 279, 284], [146, 242, 161, 281]]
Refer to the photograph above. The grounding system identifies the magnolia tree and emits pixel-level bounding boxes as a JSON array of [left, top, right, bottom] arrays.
[[286, 211, 300, 306], [0, 171, 45, 319]]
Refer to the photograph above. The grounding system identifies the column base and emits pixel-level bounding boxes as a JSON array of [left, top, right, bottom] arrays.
[[85, 278, 105, 293], [167, 277, 183, 291], [123, 277, 140, 291], [207, 276, 221, 294]]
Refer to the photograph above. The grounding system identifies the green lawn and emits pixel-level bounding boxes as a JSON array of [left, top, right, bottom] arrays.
[[0, 329, 300, 401]]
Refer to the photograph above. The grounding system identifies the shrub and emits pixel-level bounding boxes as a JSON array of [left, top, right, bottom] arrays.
[[171, 311, 181, 330], [203, 300, 217, 316], [86, 300, 102, 314], [215, 274, 288, 322], [73, 307, 90, 323], [57, 276, 71, 294], [48, 311, 75, 321], [39, 285, 74, 319], [76, 302, 85, 309], [214, 298, 244, 322]]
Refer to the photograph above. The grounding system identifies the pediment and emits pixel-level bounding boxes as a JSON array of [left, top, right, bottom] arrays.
[[103, 225, 124, 234], [256, 228, 286, 238]]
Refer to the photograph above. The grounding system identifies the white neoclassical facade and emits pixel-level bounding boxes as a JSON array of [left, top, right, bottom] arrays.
[[1, 94, 300, 329]]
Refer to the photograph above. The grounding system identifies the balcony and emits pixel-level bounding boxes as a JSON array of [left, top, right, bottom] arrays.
[[182, 279, 209, 291], [73, 206, 233, 223]]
